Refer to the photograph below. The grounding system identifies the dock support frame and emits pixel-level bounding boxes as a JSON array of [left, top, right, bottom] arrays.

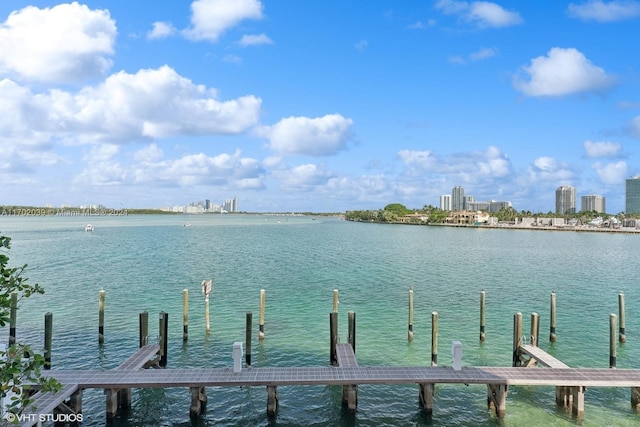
[[487, 384, 508, 418], [419, 383, 435, 414]]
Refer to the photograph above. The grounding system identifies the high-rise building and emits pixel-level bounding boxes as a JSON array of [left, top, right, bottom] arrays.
[[555, 186, 576, 215], [581, 195, 606, 213], [626, 177, 640, 214], [439, 195, 451, 211], [452, 186, 465, 211]]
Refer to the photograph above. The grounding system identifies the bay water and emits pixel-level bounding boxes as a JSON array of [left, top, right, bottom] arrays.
[[1, 214, 639, 426]]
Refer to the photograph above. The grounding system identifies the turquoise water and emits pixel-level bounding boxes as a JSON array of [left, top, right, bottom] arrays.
[[1, 214, 639, 426]]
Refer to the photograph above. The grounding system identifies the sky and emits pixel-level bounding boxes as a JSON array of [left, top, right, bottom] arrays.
[[1, 0, 640, 213]]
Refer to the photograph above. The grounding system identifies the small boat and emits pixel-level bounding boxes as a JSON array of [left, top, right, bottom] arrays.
[[85, 224, 94, 232]]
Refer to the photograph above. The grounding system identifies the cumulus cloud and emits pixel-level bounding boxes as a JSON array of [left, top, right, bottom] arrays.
[[184, 0, 264, 42], [513, 47, 616, 96], [592, 161, 628, 184], [529, 156, 575, 182], [567, 0, 640, 22], [0, 3, 116, 84], [134, 143, 164, 162], [148, 22, 177, 39], [450, 47, 498, 64], [435, 0, 523, 28], [239, 33, 273, 46], [583, 140, 622, 158], [274, 163, 335, 191], [261, 114, 354, 157], [627, 116, 640, 138]]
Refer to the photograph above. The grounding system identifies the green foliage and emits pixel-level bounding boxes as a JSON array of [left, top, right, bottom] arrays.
[[383, 203, 410, 216], [1, 234, 60, 419]]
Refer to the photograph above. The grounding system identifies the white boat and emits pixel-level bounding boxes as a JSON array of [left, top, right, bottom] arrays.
[[85, 224, 94, 232]]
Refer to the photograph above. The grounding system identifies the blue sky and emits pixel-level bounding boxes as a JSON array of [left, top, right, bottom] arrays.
[[1, 0, 640, 213]]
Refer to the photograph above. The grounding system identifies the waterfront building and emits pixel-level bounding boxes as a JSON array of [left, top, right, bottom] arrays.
[[440, 195, 451, 211], [466, 201, 489, 212], [626, 176, 640, 214], [452, 186, 465, 211], [555, 186, 576, 215], [581, 195, 606, 213]]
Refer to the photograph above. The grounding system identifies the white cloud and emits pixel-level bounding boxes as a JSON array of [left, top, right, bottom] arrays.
[[0, 3, 116, 84], [435, 0, 523, 28], [184, 0, 264, 42], [513, 47, 616, 96], [567, 0, 640, 22], [262, 114, 354, 157], [148, 22, 176, 40], [627, 116, 640, 138], [134, 144, 164, 162], [592, 161, 628, 184], [275, 164, 335, 191], [529, 156, 575, 182], [470, 47, 498, 61], [239, 33, 273, 46], [583, 140, 622, 158], [85, 144, 119, 162], [355, 39, 368, 51]]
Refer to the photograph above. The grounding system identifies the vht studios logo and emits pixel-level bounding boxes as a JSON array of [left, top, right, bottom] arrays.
[[3, 413, 83, 423]]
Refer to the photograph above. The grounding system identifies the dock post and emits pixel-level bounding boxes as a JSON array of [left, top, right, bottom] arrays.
[[333, 289, 339, 313], [98, 289, 105, 344], [610, 313, 617, 368], [555, 386, 571, 408], [105, 389, 118, 419], [69, 389, 83, 414], [44, 312, 52, 369], [408, 289, 414, 341], [619, 293, 626, 343], [183, 289, 189, 342], [512, 312, 523, 367], [487, 384, 508, 418], [419, 383, 435, 414], [267, 386, 278, 416], [347, 311, 356, 353], [480, 290, 486, 342], [550, 291, 557, 343], [190, 386, 207, 418], [139, 311, 149, 347], [9, 291, 17, 345], [330, 312, 338, 366], [246, 312, 252, 367], [431, 311, 438, 366], [259, 289, 266, 340], [632, 387, 640, 410], [159, 311, 168, 367], [571, 386, 585, 419], [530, 312, 540, 347]]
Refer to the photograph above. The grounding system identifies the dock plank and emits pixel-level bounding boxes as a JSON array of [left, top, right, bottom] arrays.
[[19, 383, 79, 427], [336, 344, 358, 367], [114, 344, 160, 370], [520, 345, 569, 368]]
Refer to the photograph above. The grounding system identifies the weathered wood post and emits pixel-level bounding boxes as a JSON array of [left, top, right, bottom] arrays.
[[9, 291, 17, 345], [431, 311, 438, 366], [330, 311, 338, 366], [530, 312, 540, 347], [183, 289, 189, 342], [44, 312, 52, 369], [202, 279, 212, 334], [98, 289, 105, 343], [347, 311, 356, 353], [333, 289, 339, 313], [139, 311, 149, 347], [408, 289, 414, 341], [479, 289, 486, 342], [259, 289, 266, 340], [618, 292, 626, 343], [632, 387, 640, 411], [159, 311, 168, 367], [550, 291, 557, 343], [190, 386, 207, 418], [610, 313, 617, 368], [245, 312, 252, 367], [512, 312, 523, 367], [267, 385, 278, 416]]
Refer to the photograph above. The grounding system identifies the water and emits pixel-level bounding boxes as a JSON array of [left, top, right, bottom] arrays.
[[1, 214, 639, 426]]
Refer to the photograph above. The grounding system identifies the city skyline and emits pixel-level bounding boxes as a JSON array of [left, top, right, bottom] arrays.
[[1, 1, 640, 213]]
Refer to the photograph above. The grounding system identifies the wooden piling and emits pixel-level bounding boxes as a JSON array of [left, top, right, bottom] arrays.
[[479, 290, 486, 342], [202, 280, 212, 335], [246, 312, 252, 367], [632, 387, 640, 411], [190, 386, 207, 418], [139, 311, 149, 347], [431, 311, 438, 367], [610, 313, 617, 369], [347, 311, 356, 353], [259, 289, 266, 340], [44, 312, 52, 369], [530, 312, 540, 347], [550, 291, 557, 343], [9, 291, 17, 345], [487, 384, 508, 418], [512, 312, 523, 367], [618, 293, 626, 343], [159, 311, 168, 367], [333, 289, 339, 313], [267, 385, 278, 415], [330, 311, 338, 366], [98, 289, 105, 344], [183, 289, 189, 342], [408, 289, 414, 341]]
